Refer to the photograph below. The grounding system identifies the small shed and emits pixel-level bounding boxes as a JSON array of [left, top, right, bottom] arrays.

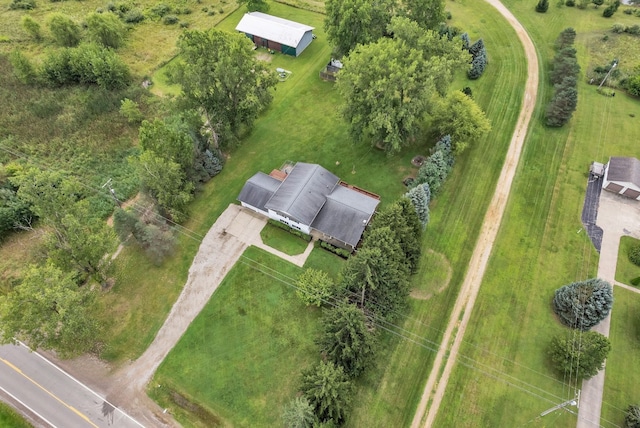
[[603, 156, 640, 200], [235, 12, 314, 57]]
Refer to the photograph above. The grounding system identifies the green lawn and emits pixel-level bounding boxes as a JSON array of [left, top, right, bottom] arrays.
[[435, 1, 640, 427], [259, 223, 309, 256], [602, 286, 640, 427], [0, 403, 32, 428], [616, 236, 640, 286], [149, 246, 321, 427]]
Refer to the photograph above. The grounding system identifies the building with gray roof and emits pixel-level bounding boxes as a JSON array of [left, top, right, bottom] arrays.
[[237, 163, 380, 251], [235, 12, 314, 57], [603, 156, 640, 200]]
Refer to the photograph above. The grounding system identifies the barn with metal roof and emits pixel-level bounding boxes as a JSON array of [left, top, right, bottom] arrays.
[[603, 157, 640, 200], [235, 12, 315, 57], [237, 162, 380, 251]]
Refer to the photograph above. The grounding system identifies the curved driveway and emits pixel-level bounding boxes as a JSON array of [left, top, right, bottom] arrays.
[[411, 1, 539, 426]]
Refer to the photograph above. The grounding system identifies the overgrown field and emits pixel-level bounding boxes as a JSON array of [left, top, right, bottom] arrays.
[[437, 1, 640, 427]]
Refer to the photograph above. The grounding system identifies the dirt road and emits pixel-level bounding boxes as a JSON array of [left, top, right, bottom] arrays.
[[410, 1, 539, 426]]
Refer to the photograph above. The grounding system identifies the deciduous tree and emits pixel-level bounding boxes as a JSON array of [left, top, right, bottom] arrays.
[[548, 331, 611, 380], [171, 29, 278, 148], [0, 263, 99, 357], [430, 90, 491, 153], [237, 0, 269, 12], [402, 0, 445, 31], [296, 268, 336, 307], [337, 18, 468, 154], [324, 0, 395, 57]]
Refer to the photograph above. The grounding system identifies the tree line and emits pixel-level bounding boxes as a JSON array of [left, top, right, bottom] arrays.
[[545, 28, 580, 127], [285, 198, 422, 426]]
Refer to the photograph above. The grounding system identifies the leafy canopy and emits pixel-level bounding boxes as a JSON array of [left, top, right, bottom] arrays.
[[0, 263, 99, 357], [548, 331, 611, 380], [171, 28, 278, 148]]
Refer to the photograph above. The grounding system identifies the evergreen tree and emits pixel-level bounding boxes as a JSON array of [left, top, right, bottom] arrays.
[[416, 150, 450, 195], [555, 28, 577, 50], [545, 79, 578, 127], [300, 361, 353, 424], [318, 303, 377, 378], [626, 405, 640, 428], [373, 199, 422, 273], [406, 184, 430, 229], [536, 0, 549, 12], [282, 396, 317, 428], [553, 278, 613, 330], [460, 32, 470, 50]]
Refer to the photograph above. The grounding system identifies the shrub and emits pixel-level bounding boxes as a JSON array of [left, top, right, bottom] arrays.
[[628, 24, 640, 35], [119, 98, 143, 123], [150, 3, 171, 17], [462, 86, 473, 98], [10, 50, 37, 84], [85, 12, 127, 48], [21, 16, 42, 41], [319, 240, 351, 258], [536, 0, 549, 12], [47, 13, 82, 47], [9, 0, 36, 9], [123, 9, 145, 23], [566, 0, 575, 6], [163, 15, 179, 24], [628, 244, 640, 266], [553, 278, 613, 330], [612, 23, 626, 33]]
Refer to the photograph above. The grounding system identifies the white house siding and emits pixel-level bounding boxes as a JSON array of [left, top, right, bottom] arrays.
[[267, 210, 311, 234], [296, 31, 313, 56], [241, 201, 270, 216]]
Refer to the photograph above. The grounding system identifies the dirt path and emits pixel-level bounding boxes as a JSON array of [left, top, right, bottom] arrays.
[[410, 1, 539, 426]]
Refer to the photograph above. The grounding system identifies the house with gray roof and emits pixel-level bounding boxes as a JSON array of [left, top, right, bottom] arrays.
[[603, 156, 640, 200], [235, 12, 315, 57], [237, 163, 380, 251]]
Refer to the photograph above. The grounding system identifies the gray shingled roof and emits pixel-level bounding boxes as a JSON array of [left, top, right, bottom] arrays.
[[235, 12, 314, 48], [311, 186, 380, 247], [237, 172, 282, 212], [265, 163, 339, 224], [608, 157, 640, 188]]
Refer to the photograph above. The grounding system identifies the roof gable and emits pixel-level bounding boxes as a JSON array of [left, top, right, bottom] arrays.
[[237, 172, 282, 212], [235, 12, 314, 48], [311, 186, 380, 247], [265, 163, 339, 224], [608, 157, 640, 187]]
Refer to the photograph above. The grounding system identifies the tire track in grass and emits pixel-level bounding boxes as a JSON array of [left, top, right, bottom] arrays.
[[410, 0, 539, 425]]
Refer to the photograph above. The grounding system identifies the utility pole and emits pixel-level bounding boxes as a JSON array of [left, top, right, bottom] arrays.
[[598, 59, 618, 90], [540, 390, 580, 417], [101, 178, 121, 207]]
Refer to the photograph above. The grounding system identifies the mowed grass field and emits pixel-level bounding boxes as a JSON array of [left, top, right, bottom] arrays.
[[436, 1, 640, 427], [150, 246, 323, 427]]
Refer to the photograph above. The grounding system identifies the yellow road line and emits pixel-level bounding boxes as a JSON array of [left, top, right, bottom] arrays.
[[1, 357, 99, 428]]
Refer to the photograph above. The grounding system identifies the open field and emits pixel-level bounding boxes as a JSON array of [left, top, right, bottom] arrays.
[[436, 1, 640, 426], [0, 402, 32, 428], [616, 236, 640, 285], [149, 246, 321, 427]]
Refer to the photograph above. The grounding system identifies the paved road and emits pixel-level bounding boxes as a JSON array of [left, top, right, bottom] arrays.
[[0, 343, 144, 428]]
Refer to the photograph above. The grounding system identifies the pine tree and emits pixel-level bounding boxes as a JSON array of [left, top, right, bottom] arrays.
[[545, 79, 578, 127], [406, 184, 430, 228], [300, 361, 353, 424], [460, 32, 470, 50], [536, 0, 549, 12], [552, 278, 613, 330]]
